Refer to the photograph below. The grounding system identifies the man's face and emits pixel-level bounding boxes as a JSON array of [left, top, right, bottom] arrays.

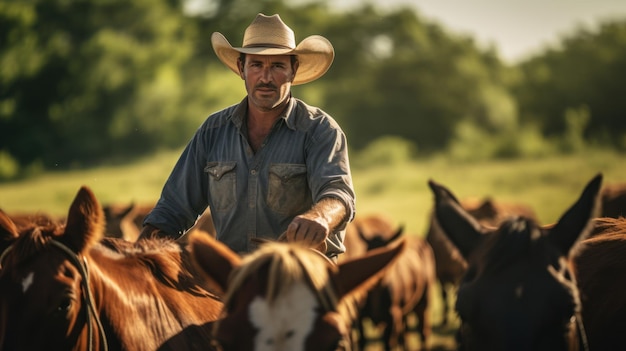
[[239, 54, 298, 112]]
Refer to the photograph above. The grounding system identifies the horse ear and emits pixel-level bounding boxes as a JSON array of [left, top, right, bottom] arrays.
[[332, 239, 406, 299], [62, 186, 105, 253], [355, 222, 367, 243], [428, 179, 485, 260], [0, 208, 19, 250], [189, 233, 242, 295], [387, 225, 404, 243], [549, 173, 602, 256]]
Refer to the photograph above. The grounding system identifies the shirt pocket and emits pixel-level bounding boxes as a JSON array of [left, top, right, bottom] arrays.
[[268, 163, 311, 216], [205, 162, 237, 212]]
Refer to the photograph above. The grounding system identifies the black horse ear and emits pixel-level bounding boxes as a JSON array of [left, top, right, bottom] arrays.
[[428, 179, 485, 260], [549, 173, 602, 256]]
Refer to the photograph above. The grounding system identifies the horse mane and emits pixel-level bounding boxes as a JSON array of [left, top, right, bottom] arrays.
[[4, 222, 62, 268], [224, 242, 338, 313], [590, 217, 626, 237], [7, 226, 216, 298], [477, 217, 537, 276], [96, 237, 217, 297]]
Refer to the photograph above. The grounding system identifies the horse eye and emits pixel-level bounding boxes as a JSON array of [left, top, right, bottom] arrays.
[[56, 297, 73, 313]]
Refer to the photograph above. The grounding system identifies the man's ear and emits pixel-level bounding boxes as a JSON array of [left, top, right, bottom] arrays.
[[237, 57, 245, 79], [292, 60, 299, 81]]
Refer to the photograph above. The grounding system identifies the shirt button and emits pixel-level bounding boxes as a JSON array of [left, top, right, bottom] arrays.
[[251, 170, 256, 175]]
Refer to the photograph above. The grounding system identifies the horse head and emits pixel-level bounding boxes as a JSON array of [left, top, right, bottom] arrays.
[[428, 174, 602, 351], [0, 186, 105, 350], [190, 234, 405, 351]]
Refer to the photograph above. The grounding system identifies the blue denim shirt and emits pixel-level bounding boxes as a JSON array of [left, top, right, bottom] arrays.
[[144, 96, 356, 257]]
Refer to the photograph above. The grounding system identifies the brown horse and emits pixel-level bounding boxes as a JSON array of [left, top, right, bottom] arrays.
[[599, 182, 626, 218], [425, 197, 538, 326], [572, 216, 626, 350], [189, 232, 406, 351], [102, 202, 216, 242], [353, 215, 435, 351], [102, 202, 139, 240], [428, 174, 602, 351], [0, 186, 223, 351]]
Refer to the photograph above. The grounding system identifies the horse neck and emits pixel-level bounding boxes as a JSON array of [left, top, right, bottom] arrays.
[[85, 247, 222, 351]]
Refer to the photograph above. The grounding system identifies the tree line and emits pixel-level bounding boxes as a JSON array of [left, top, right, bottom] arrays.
[[1, 0, 625, 179]]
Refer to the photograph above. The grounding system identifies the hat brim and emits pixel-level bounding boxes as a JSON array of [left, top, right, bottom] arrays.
[[211, 32, 334, 85]]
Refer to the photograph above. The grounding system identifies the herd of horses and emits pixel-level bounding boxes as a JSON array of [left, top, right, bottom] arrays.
[[1, 173, 625, 350]]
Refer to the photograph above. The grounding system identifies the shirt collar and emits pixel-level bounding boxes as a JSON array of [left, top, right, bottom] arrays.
[[231, 96, 297, 131]]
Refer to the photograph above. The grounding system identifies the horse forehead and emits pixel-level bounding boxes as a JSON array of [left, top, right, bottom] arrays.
[[248, 281, 320, 351], [1, 247, 78, 297], [458, 257, 574, 320]]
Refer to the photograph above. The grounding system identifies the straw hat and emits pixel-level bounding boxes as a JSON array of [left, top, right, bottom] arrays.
[[211, 13, 334, 85]]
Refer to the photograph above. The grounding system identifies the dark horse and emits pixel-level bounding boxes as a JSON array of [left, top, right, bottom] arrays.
[[0, 186, 223, 350], [428, 174, 602, 351], [189, 232, 406, 351]]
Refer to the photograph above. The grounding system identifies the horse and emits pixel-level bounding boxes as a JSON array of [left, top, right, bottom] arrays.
[[572, 216, 626, 350], [340, 213, 397, 262], [0, 186, 223, 351], [352, 215, 435, 351], [102, 202, 139, 240], [188, 232, 407, 351], [428, 173, 602, 351], [425, 197, 538, 326], [599, 182, 626, 218], [102, 201, 216, 242]]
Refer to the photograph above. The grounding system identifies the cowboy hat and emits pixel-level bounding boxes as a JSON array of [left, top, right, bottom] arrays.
[[211, 13, 334, 85]]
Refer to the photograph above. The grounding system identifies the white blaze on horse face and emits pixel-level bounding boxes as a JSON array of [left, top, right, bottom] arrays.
[[22, 271, 34, 293], [249, 282, 318, 351]]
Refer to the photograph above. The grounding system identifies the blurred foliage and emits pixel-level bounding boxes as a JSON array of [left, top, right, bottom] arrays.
[[1, 0, 626, 181], [514, 20, 626, 150], [351, 135, 417, 169]]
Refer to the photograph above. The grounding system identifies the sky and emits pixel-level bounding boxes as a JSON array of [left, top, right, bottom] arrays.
[[332, 0, 626, 63]]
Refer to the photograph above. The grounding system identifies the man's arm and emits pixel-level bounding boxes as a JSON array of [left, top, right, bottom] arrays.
[[283, 197, 347, 249]]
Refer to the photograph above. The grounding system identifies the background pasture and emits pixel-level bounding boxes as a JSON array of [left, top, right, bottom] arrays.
[[1, 147, 623, 350]]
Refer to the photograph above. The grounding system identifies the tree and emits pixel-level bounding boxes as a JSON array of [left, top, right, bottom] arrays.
[[514, 19, 626, 149]]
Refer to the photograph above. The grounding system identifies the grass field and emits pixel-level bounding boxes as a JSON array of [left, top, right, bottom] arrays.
[[1, 148, 624, 350]]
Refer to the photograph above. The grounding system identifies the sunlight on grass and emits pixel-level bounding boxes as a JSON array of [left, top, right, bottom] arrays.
[[1, 150, 624, 231]]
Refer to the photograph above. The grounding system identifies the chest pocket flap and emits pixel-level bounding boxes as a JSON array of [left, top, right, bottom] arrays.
[[204, 162, 237, 181]]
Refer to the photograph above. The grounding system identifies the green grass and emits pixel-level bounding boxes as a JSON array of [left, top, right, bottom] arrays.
[[1, 149, 624, 237], [353, 149, 625, 236]]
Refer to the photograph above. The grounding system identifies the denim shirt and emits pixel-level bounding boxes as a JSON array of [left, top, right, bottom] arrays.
[[144, 96, 356, 257]]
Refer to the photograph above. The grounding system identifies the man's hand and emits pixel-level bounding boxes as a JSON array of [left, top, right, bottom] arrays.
[[284, 212, 330, 248], [283, 197, 346, 252]]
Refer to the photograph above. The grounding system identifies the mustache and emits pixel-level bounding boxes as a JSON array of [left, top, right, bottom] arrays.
[[255, 83, 277, 90]]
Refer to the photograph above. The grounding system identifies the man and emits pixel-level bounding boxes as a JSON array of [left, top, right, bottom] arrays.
[[139, 13, 356, 260]]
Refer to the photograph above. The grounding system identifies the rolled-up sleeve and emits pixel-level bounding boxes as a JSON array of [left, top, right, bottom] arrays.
[[305, 115, 356, 230]]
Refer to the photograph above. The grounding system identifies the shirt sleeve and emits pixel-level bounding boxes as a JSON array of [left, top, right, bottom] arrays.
[[143, 125, 210, 237], [305, 113, 356, 230]]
